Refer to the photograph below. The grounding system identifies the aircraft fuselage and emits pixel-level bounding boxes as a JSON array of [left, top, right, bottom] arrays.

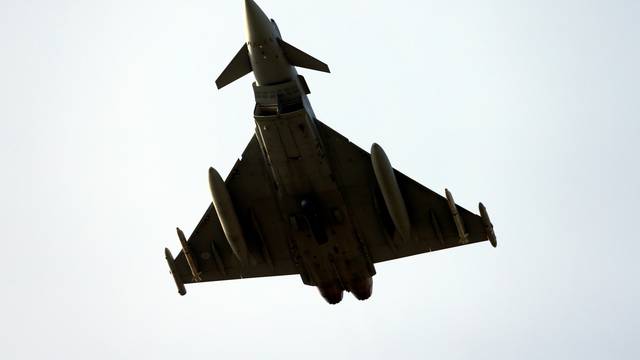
[[243, 0, 374, 303]]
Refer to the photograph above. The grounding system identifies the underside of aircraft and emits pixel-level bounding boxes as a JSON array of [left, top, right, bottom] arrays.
[[164, 0, 497, 304]]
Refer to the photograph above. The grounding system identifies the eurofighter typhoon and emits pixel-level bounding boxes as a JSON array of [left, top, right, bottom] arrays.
[[165, 0, 497, 304]]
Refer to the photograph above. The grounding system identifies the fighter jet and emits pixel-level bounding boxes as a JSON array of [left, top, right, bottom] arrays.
[[164, 0, 497, 304]]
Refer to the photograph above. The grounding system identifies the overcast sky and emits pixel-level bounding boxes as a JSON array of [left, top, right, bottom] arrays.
[[1, 0, 639, 359]]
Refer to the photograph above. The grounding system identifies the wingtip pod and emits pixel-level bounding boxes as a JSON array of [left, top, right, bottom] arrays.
[[165, 248, 187, 296], [479, 203, 497, 248]]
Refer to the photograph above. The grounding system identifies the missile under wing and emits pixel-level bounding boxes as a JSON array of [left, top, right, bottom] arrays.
[[165, 0, 497, 304]]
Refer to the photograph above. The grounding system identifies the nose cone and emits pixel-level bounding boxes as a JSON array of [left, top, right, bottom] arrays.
[[244, 0, 274, 43]]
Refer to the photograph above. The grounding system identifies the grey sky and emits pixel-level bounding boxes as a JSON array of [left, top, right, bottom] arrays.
[[1, 0, 639, 359]]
